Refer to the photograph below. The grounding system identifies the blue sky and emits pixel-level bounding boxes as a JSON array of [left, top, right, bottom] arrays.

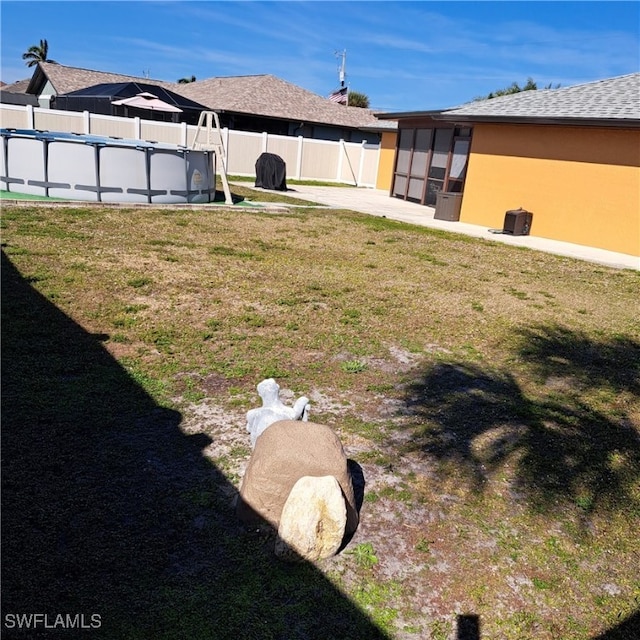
[[1, 1, 638, 111]]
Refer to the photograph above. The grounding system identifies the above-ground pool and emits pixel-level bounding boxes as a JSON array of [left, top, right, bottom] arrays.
[[0, 128, 216, 204]]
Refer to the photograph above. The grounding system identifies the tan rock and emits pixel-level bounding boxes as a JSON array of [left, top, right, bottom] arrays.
[[236, 420, 359, 537], [275, 475, 347, 561]]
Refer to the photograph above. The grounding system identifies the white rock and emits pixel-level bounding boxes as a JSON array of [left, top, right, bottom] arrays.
[[275, 475, 347, 562]]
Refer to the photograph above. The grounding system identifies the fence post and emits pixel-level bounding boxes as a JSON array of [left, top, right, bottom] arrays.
[[296, 135, 303, 180], [337, 139, 345, 182], [357, 139, 367, 187], [181, 121, 188, 147], [262, 131, 268, 153], [83, 110, 90, 134], [134, 117, 141, 140], [26, 104, 35, 129]]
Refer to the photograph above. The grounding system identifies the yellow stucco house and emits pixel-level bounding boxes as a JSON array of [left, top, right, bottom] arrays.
[[376, 74, 640, 258]]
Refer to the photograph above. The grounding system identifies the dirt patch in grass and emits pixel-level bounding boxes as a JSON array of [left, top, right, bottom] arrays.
[[2, 199, 639, 639]]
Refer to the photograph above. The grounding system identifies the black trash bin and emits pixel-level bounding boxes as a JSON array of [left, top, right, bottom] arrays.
[[255, 153, 287, 191], [502, 208, 533, 236]]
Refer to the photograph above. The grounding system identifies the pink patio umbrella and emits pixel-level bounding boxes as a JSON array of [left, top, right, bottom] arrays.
[[111, 91, 183, 113]]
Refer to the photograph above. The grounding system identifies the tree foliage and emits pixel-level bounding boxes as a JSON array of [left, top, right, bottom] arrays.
[[22, 39, 57, 67], [347, 91, 370, 108], [178, 75, 197, 84], [475, 77, 560, 101]]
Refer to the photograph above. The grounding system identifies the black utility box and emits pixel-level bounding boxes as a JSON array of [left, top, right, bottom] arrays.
[[434, 192, 463, 221], [503, 208, 533, 235]]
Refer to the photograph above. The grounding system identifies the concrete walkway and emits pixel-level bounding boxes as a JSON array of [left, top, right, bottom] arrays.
[[252, 184, 639, 270]]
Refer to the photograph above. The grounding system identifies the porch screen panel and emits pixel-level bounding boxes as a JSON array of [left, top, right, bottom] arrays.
[[396, 128, 413, 174], [425, 128, 453, 204], [429, 128, 453, 180], [407, 177, 423, 200], [409, 128, 432, 177], [393, 175, 407, 197]]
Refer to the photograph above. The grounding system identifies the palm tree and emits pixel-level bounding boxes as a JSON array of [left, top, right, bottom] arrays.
[[22, 39, 57, 67], [347, 91, 370, 108], [177, 75, 196, 84]]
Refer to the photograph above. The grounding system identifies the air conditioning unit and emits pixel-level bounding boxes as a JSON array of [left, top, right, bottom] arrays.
[[503, 208, 533, 236]]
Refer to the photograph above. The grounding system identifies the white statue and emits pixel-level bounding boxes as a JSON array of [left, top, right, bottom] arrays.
[[246, 378, 309, 448]]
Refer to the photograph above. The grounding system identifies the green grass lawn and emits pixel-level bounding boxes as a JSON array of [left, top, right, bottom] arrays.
[[0, 177, 326, 207], [2, 195, 639, 639]]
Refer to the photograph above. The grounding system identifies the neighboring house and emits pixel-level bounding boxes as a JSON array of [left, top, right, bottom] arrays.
[[2, 62, 395, 145], [377, 73, 640, 257], [175, 73, 394, 143], [4, 62, 179, 109]]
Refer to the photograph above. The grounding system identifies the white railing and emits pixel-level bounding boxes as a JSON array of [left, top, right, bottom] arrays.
[[0, 104, 381, 187]]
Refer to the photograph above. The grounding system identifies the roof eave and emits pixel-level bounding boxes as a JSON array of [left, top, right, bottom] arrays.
[[26, 63, 48, 95], [434, 113, 640, 128], [202, 104, 388, 131], [359, 128, 390, 134], [375, 109, 446, 120]]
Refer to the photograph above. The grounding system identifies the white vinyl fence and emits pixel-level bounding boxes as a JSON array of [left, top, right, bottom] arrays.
[[0, 104, 381, 187]]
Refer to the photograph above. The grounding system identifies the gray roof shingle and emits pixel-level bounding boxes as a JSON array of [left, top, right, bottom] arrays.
[[29, 62, 176, 94], [377, 73, 640, 126], [445, 73, 640, 121], [1, 78, 32, 94]]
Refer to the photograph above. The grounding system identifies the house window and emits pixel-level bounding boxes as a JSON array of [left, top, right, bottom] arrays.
[[392, 124, 471, 206]]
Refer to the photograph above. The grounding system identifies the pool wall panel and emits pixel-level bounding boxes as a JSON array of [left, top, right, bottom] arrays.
[[150, 150, 187, 204], [186, 151, 215, 203], [48, 142, 97, 200], [9, 138, 46, 196], [99, 146, 149, 203]]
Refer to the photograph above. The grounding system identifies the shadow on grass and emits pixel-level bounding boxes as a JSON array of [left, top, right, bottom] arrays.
[[214, 188, 245, 204], [456, 614, 481, 639], [1, 250, 388, 639], [402, 324, 640, 517], [590, 610, 640, 639]]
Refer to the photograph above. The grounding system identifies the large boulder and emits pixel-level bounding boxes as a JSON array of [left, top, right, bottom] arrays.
[[275, 475, 347, 561], [236, 420, 359, 538]]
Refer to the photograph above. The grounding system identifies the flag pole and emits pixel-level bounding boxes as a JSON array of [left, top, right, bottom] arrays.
[[339, 49, 347, 105]]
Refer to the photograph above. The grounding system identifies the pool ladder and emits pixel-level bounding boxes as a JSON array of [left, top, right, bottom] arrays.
[[191, 111, 233, 205]]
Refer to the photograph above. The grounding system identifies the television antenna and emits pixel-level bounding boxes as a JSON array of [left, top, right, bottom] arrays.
[[334, 49, 346, 87]]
